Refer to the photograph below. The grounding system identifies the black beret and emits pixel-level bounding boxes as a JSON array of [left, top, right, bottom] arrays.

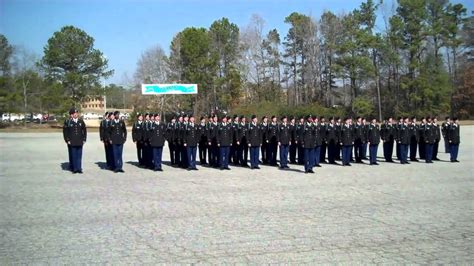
[[240, 115, 245, 119], [233, 115, 238, 119], [104, 111, 109, 116], [445, 116, 450, 120], [306, 115, 312, 120], [136, 113, 142, 117], [271, 115, 276, 119], [262, 116, 267, 119], [281, 116, 287, 120], [69, 108, 78, 115], [200, 116, 205, 120], [251, 115, 257, 119], [114, 111, 120, 116]]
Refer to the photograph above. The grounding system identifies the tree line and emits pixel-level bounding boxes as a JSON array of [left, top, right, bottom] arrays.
[[0, 0, 472, 120]]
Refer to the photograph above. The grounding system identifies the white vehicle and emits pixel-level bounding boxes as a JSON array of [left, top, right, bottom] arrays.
[[1, 113, 24, 122], [83, 112, 101, 120]]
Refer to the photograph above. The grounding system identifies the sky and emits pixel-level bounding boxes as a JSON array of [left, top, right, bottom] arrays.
[[1, 0, 473, 85]]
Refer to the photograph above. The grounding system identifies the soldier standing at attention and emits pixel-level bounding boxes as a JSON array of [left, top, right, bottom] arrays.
[[277, 116, 291, 169], [218, 116, 234, 170], [319, 116, 328, 164], [340, 117, 354, 166], [166, 116, 178, 166], [239, 116, 249, 167], [63, 112, 73, 171], [267, 116, 279, 166], [301, 115, 316, 174], [335, 117, 343, 161], [143, 113, 153, 169], [297, 117, 305, 165], [289, 117, 298, 164], [100, 112, 114, 170], [447, 117, 460, 163], [381, 117, 396, 162], [248, 115, 262, 169], [208, 115, 220, 168], [184, 114, 199, 170], [432, 117, 441, 160], [198, 116, 208, 165], [418, 117, 427, 160], [148, 114, 166, 171], [132, 113, 145, 166], [423, 117, 436, 163], [179, 114, 189, 168], [64, 108, 87, 174], [313, 116, 323, 168], [397, 117, 410, 164], [361, 118, 369, 160], [326, 117, 339, 165], [108, 111, 127, 173], [260, 116, 269, 165], [367, 118, 380, 165], [231, 115, 241, 165], [441, 116, 451, 153], [395, 117, 403, 161], [409, 117, 419, 162], [353, 117, 366, 163]]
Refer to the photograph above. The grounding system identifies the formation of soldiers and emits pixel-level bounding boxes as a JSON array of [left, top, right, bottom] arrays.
[[124, 112, 462, 174], [63, 109, 461, 174]]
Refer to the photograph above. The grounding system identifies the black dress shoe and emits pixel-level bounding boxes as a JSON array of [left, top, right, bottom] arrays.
[[119, 169, 125, 173], [72, 171, 77, 174], [255, 166, 261, 169], [347, 163, 352, 166], [309, 170, 315, 173], [454, 160, 460, 162], [284, 166, 290, 169], [411, 159, 419, 162], [77, 170, 83, 174], [315, 164, 321, 167]]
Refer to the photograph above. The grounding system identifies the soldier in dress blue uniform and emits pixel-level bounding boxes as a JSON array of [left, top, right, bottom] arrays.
[[395, 117, 403, 160], [361, 118, 369, 160], [335, 117, 343, 161], [296, 117, 305, 165], [441, 116, 451, 153], [63, 112, 73, 171], [179, 114, 189, 168], [409, 117, 420, 162], [447, 117, 460, 162], [184, 114, 199, 170], [289, 117, 298, 164], [301, 115, 316, 173], [218, 116, 234, 170], [239, 116, 249, 167], [132, 113, 145, 166], [367, 118, 380, 165], [166, 116, 178, 166], [340, 117, 354, 166], [248, 115, 262, 169], [418, 117, 427, 160], [230, 115, 241, 165], [143, 113, 153, 169], [64, 108, 87, 174], [353, 117, 366, 163], [108, 111, 127, 173], [432, 117, 441, 160], [100, 112, 114, 170], [313, 117, 323, 167], [267, 116, 279, 166], [148, 114, 166, 171], [381, 117, 396, 162], [208, 115, 220, 168], [397, 117, 410, 164], [260, 116, 269, 165], [277, 116, 291, 169], [198, 116, 208, 165], [319, 116, 328, 163], [423, 117, 436, 163], [326, 117, 339, 165]]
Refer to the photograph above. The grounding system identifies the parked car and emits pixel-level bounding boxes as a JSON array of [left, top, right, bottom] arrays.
[[1, 113, 24, 122], [83, 112, 101, 120]]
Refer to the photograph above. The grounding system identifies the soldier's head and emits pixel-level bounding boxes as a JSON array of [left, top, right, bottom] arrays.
[[320, 116, 325, 123], [445, 116, 450, 122], [251, 115, 257, 123], [262, 116, 268, 123], [433, 117, 438, 123], [314, 116, 319, 123], [137, 113, 143, 121], [290, 117, 295, 124], [183, 114, 189, 122], [411, 116, 417, 123], [233, 115, 239, 123], [189, 115, 195, 123], [171, 116, 176, 123], [271, 116, 277, 123], [362, 117, 367, 124], [306, 115, 313, 123], [404, 117, 409, 124], [281, 116, 288, 123], [299, 117, 304, 123], [241, 116, 247, 123], [178, 115, 183, 122], [453, 117, 458, 123], [69, 108, 78, 119], [356, 116, 362, 123], [329, 117, 335, 124], [104, 112, 109, 119], [200, 116, 205, 123], [212, 115, 218, 123], [222, 116, 228, 123], [113, 111, 120, 120], [388, 117, 393, 123], [371, 118, 377, 124], [154, 114, 161, 122]]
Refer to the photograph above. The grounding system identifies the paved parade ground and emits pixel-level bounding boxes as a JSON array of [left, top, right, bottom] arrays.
[[1, 126, 473, 264]]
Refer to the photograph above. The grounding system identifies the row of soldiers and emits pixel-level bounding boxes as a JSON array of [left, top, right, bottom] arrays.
[[126, 112, 461, 173]]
